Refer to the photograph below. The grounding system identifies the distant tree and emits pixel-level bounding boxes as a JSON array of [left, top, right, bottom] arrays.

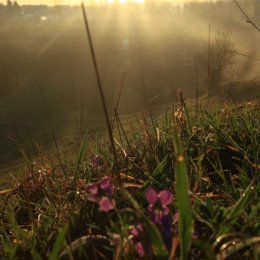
[[13, 1, 19, 8], [12, 1, 20, 14], [6, 0, 12, 9], [5, 0, 21, 16], [208, 32, 236, 95]]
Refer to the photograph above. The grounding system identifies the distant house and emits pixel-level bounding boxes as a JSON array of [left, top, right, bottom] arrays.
[[50, 5, 77, 16], [1, 2, 77, 21], [21, 5, 78, 20], [21, 4, 49, 17]]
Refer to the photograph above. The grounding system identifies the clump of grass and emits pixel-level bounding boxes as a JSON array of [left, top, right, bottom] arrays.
[[0, 101, 260, 260]]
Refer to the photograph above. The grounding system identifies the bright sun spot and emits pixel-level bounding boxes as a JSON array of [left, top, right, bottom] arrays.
[[90, 0, 145, 3]]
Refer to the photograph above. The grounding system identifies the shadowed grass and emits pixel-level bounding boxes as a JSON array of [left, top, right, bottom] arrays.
[[173, 129, 193, 260], [0, 101, 259, 260]]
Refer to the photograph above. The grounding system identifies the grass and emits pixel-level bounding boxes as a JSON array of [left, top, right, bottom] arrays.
[[0, 99, 259, 260], [1, 3, 260, 259]]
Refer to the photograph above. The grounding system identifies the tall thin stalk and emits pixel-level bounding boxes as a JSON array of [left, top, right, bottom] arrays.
[[80, 87, 83, 134], [233, 0, 260, 33], [115, 72, 126, 114], [68, 54, 79, 137], [194, 55, 199, 117], [207, 24, 211, 98], [81, 2, 119, 179], [39, 85, 65, 174], [112, 72, 126, 130], [141, 65, 148, 111]]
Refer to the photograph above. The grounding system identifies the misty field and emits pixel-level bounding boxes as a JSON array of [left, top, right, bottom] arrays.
[[0, 1, 260, 260]]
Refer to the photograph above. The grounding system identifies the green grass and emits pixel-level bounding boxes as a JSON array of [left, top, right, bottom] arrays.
[[0, 100, 260, 260]]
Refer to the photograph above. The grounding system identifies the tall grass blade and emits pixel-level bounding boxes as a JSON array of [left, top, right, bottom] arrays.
[[122, 190, 168, 259], [1, 232, 17, 260], [180, 92, 192, 135], [173, 130, 193, 260], [112, 72, 126, 130], [49, 224, 68, 260], [218, 181, 254, 235], [81, 2, 119, 180], [8, 211, 43, 260], [143, 220, 169, 260], [39, 85, 64, 171], [75, 130, 88, 178], [142, 155, 168, 189]]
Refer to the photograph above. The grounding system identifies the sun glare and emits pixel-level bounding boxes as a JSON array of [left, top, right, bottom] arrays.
[[93, 0, 145, 3], [0, 0, 190, 6]]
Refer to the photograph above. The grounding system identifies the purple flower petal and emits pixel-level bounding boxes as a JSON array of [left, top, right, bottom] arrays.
[[87, 194, 99, 202], [99, 197, 115, 212], [145, 187, 158, 205], [136, 223, 144, 233], [99, 177, 114, 195], [87, 183, 98, 194], [103, 183, 115, 196], [154, 210, 162, 225], [135, 242, 145, 257], [99, 177, 110, 188], [161, 214, 173, 250], [162, 206, 170, 216], [159, 190, 173, 206], [130, 224, 144, 238], [130, 226, 139, 237], [148, 204, 154, 213]]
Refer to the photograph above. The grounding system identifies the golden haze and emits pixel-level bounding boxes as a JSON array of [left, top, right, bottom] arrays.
[[0, 0, 209, 6]]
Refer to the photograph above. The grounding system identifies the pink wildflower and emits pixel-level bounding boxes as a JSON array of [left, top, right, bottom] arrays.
[[86, 176, 115, 212]]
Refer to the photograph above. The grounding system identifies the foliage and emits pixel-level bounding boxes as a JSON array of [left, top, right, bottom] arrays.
[[208, 32, 236, 94], [0, 101, 260, 260]]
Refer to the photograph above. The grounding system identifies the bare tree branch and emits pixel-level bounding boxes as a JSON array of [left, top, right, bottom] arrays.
[[233, 0, 260, 33]]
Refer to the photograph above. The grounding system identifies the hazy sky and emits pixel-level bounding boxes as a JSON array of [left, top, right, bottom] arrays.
[[0, 0, 211, 6]]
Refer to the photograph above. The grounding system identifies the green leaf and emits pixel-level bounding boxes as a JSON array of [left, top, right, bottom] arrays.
[[173, 130, 193, 260], [75, 130, 88, 176], [142, 155, 168, 189], [1, 233, 17, 260], [122, 190, 168, 260], [49, 224, 68, 260], [180, 94, 192, 135], [218, 182, 254, 235], [143, 219, 169, 259]]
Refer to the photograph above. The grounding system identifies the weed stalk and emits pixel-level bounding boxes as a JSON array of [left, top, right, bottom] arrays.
[[81, 2, 119, 180]]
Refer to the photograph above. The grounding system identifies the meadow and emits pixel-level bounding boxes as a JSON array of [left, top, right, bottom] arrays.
[[0, 97, 260, 260], [0, 1, 260, 259]]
